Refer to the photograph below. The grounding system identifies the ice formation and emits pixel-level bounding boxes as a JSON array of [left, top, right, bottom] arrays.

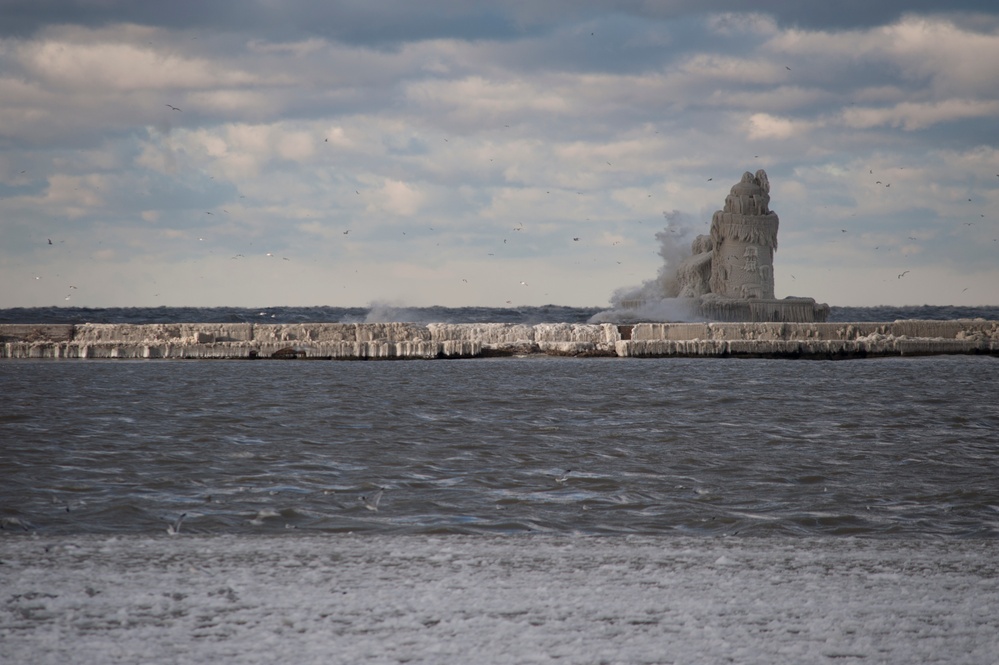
[[592, 170, 829, 324], [2, 535, 997, 664]]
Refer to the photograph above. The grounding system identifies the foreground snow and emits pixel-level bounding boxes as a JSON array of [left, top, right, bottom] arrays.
[[2, 535, 997, 664]]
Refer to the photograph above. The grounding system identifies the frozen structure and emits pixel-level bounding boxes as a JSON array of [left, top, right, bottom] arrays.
[[709, 169, 779, 300], [596, 169, 828, 323]]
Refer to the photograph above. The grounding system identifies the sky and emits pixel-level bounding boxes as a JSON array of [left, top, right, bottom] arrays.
[[1, 1, 998, 309]]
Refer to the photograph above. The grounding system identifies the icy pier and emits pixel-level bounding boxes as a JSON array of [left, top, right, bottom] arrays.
[[2, 320, 998, 360]]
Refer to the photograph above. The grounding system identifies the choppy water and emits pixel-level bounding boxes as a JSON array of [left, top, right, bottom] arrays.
[[2, 303, 999, 324], [3, 355, 997, 538]]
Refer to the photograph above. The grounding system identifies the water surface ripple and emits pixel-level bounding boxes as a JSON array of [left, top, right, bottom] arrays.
[[2, 356, 997, 538]]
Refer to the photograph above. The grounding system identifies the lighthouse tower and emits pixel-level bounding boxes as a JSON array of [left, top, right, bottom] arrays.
[[708, 170, 779, 300]]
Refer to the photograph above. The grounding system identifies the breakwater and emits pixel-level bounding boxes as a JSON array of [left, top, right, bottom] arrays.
[[2, 320, 998, 359]]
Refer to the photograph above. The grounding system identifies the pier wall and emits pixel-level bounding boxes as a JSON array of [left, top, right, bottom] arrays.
[[2, 320, 997, 360]]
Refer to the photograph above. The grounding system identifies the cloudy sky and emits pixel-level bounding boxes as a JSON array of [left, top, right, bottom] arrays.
[[2, 1, 997, 309]]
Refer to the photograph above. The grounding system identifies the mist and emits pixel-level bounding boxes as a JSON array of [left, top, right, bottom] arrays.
[[589, 210, 705, 323]]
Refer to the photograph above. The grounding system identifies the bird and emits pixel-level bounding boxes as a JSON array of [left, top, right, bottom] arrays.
[[898, 270, 910, 279], [554, 469, 572, 484], [165, 104, 181, 111], [360, 488, 384, 512], [0, 517, 33, 531], [167, 513, 186, 535], [47, 238, 52, 244]]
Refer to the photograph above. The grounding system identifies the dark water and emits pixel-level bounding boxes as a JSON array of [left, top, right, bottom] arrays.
[[3, 356, 997, 538], [2, 304, 998, 324]]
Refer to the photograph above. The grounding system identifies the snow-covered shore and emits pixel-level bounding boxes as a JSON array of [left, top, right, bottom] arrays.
[[2, 534, 996, 664]]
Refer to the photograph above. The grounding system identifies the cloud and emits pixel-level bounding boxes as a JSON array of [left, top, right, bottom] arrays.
[[746, 113, 805, 140], [2, 5, 998, 309], [840, 99, 999, 130]]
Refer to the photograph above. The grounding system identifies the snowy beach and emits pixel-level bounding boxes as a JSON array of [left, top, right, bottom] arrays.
[[2, 535, 997, 664]]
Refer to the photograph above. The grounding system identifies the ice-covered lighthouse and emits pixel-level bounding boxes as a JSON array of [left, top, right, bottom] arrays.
[[689, 169, 828, 322]]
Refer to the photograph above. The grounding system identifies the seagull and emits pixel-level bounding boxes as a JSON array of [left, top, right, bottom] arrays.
[[165, 104, 182, 111], [898, 270, 910, 279], [554, 469, 572, 484], [48, 238, 53, 244], [360, 488, 384, 512], [167, 513, 186, 535], [0, 517, 33, 531]]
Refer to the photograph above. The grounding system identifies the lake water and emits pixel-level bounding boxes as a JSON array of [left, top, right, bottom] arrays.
[[3, 355, 997, 539]]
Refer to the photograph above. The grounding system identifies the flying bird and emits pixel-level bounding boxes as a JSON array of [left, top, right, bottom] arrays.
[[165, 104, 182, 111], [554, 469, 572, 484], [898, 270, 910, 279], [360, 488, 384, 512], [167, 513, 186, 535]]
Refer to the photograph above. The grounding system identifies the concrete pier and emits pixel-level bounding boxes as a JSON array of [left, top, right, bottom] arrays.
[[2, 320, 998, 359]]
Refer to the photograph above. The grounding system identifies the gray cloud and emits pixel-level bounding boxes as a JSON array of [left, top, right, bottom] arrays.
[[1, 1, 997, 308], [2, 1, 996, 40]]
